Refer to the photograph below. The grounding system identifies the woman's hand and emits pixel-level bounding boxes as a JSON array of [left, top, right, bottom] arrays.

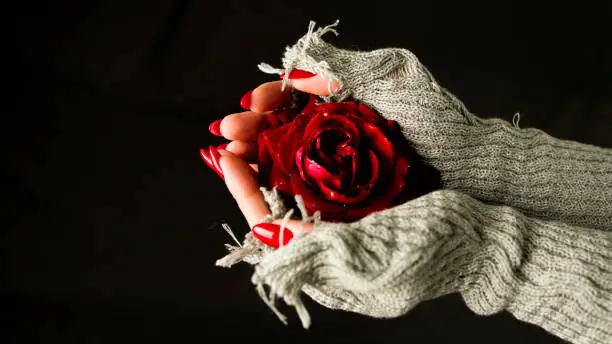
[[200, 72, 340, 247]]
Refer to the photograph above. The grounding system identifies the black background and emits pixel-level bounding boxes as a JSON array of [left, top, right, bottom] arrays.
[[3, 1, 611, 343]]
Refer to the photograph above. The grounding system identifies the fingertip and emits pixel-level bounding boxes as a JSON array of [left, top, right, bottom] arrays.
[[289, 75, 341, 96], [220, 111, 263, 141], [250, 81, 291, 113], [216, 149, 233, 172], [222, 140, 257, 163], [217, 147, 235, 161]]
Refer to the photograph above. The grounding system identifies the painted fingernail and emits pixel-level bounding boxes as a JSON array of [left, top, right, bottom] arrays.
[[209, 119, 223, 136], [251, 223, 294, 248], [200, 148, 224, 180], [208, 145, 224, 179], [240, 90, 253, 110], [279, 69, 316, 80], [217, 143, 228, 151]]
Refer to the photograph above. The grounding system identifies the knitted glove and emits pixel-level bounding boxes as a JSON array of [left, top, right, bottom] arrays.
[[259, 21, 612, 231], [218, 21, 612, 344], [251, 190, 612, 344]]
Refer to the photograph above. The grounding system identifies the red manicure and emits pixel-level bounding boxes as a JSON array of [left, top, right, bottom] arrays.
[[240, 90, 253, 110], [217, 143, 228, 150], [200, 148, 224, 180], [208, 146, 224, 178], [209, 119, 222, 136], [251, 223, 294, 248], [279, 69, 316, 80]]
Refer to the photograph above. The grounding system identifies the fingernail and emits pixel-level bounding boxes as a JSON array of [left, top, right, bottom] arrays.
[[251, 223, 294, 248], [279, 69, 316, 80], [209, 119, 223, 136], [200, 148, 224, 180], [208, 145, 224, 179], [240, 90, 253, 110], [217, 143, 228, 151]]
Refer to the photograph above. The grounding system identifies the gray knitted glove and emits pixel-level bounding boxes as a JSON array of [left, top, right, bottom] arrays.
[[259, 21, 612, 231], [218, 21, 612, 344], [251, 190, 612, 344]]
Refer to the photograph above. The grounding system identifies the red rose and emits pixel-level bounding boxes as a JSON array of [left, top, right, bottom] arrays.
[[257, 95, 412, 222]]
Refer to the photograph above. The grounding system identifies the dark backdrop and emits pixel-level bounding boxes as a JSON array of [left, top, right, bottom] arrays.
[[3, 1, 611, 343]]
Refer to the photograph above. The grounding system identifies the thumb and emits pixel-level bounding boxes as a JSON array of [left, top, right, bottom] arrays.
[[283, 70, 340, 96]]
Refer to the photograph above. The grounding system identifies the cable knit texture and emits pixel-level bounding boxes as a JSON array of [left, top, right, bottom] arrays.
[[218, 21, 612, 344]]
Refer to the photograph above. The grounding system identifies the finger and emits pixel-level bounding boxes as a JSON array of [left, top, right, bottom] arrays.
[[249, 81, 291, 113], [216, 150, 313, 248], [225, 140, 257, 163], [288, 73, 340, 96], [220, 111, 268, 141], [218, 150, 270, 228]]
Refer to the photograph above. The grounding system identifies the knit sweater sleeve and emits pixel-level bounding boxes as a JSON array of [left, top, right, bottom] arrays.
[[266, 21, 612, 231], [249, 190, 612, 344]]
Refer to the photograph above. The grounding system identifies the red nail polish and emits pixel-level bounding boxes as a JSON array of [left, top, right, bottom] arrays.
[[208, 145, 224, 178], [240, 90, 253, 110], [209, 119, 222, 136], [200, 148, 212, 165], [251, 223, 294, 248], [280, 69, 316, 80], [217, 143, 228, 151], [200, 148, 224, 180]]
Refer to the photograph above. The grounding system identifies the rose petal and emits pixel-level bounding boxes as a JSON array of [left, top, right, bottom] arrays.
[[303, 150, 342, 190], [356, 104, 386, 127], [311, 131, 353, 180], [314, 136, 339, 172], [339, 147, 410, 222], [317, 179, 371, 205], [361, 122, 395, 163], [336, 144, 357, 157], [276, 108, 299, 125], [257, 134, 273, 180], [361, 149, 380, 187], [312, 128, 353, 153], [259, 111, 282, 131], [387, 119, 399, 132], [276, 113, 313, 175], [304, 114, 361, 147], [302, 112, 327, 142], [290, 173, 346, 215], [295, 146, 307, 182], [335, 149, 377, 200], [257, 124, 291, 184], [268, 162, 292, 194], [315, 101, 358, 115], [347, 147, 359, 186], [258, 124, 289, 158], [378, 152, 411, 201], [301, 94, 322, 113]]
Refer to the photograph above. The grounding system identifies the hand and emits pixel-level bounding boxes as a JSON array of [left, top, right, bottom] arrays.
[[201, 71, 340, 247]]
